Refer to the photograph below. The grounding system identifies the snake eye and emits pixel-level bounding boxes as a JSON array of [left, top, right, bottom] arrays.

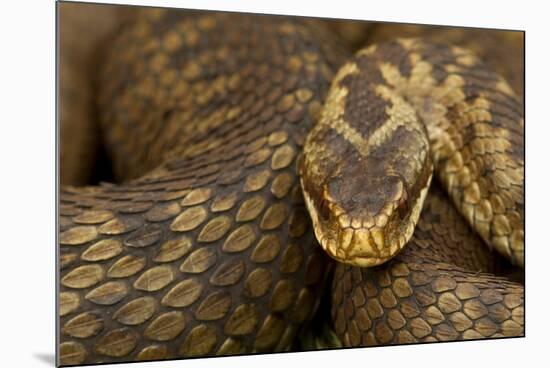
[[396, 188, 409, 218], [319, 198, 330, 221]]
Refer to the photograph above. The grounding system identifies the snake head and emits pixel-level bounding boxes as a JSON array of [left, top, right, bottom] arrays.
[[301, 154, 432, 267], [299, 54, 434, 267], [299, 86, 432, 268]]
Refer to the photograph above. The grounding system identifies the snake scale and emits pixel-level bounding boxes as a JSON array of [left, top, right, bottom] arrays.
[[58, 7, 524, 366]]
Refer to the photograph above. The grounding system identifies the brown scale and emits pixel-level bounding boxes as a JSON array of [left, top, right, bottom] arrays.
[[331, 184, 523, 346], [365, 24, 524, 101], [58, 5, 524, 364], [59, 7, 349, 366], [302, 39, 524, 267], [301, 39, 523, 348], [321, 22, 524, 102]]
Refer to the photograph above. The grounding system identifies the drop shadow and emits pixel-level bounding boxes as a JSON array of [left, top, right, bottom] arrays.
[[34, 353, 56, 366]]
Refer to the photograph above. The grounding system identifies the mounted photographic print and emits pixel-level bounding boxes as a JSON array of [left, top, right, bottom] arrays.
[[57, 1, 524, 366]]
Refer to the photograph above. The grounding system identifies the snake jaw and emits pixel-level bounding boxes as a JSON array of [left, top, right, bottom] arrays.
[[302, 170, 432, 268], [301, 179, 391, 267]]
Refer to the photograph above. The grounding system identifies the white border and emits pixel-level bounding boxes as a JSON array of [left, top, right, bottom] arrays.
[[2, 0, 548, 367]]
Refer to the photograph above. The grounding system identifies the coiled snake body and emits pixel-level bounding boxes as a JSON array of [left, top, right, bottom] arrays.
[[58, 9, 524, 365]]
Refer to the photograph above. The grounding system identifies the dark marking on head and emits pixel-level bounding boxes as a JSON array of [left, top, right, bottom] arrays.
[[322, 123, 428, 223], [375, 40, 414, 78], [339, 76, 391, 138]]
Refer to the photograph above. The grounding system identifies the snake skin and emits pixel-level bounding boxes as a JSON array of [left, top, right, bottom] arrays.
[[301, 38, 524, 267], [365, 24, 524, 102], [59, 10, 347, 365], [58, 6, 524, 366], [332, 184, 523, 345]]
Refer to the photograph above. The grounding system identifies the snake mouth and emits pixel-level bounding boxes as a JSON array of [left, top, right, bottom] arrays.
[[301, 173, 432, 268]]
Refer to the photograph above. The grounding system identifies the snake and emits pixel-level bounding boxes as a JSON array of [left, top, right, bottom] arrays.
[[58, 7, 524, 366]]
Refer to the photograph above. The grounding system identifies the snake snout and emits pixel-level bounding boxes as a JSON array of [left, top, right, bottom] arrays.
[[301, 173, 418, 268]]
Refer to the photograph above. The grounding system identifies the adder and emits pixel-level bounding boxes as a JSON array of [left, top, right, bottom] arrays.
[[58, 8, 524, 365]]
